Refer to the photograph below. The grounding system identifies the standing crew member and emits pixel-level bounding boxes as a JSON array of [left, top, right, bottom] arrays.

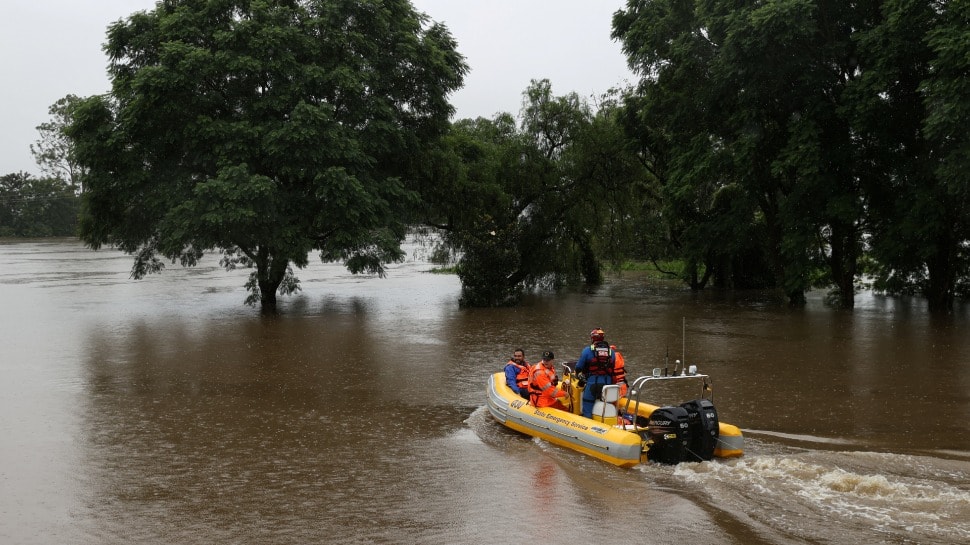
[[575, 328, 616, 418], [528, 351, 569, 410], [503, 348, 531, 399]]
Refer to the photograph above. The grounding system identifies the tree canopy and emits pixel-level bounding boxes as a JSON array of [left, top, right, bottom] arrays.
[[31, 95, 86, 190], [427, 0, 969, 313], [43, 0, 969, 314], [418, 79, 653, 307], [611, 0, 970, 311], [67, 0, 466, 313]]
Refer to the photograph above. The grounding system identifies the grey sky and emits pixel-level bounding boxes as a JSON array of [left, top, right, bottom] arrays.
[[1, 0, 634, 176]]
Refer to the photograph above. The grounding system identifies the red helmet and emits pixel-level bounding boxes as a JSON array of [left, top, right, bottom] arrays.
[[589, 328, 605, 342]]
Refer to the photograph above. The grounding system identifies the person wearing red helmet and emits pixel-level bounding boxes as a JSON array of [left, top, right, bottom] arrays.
[[575, 328, 617, 418]]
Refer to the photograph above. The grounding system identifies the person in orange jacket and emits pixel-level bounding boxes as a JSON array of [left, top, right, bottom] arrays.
[[503, 348, 531, 399], [612, 348, 628, 397], [528, 351, 569, 410]]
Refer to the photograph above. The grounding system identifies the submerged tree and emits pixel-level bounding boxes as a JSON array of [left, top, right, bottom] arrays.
[[418, 79, 650, 307], [614, 0, 890, 307], [68, 0, 466, 313], [418, 113, 530, 306], [850, 0, 970, 313], [614, 0, 970, 312]]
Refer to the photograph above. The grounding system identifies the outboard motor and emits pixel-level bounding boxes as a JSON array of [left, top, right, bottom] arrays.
[[681, 399, 719, 461], [647, 406, 690, 464]]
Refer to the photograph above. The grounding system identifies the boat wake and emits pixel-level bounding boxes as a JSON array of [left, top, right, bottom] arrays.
[[666, 444, 970, 544], [471, 401, 969, 543], [464, 405, 529, 449], [743, 428, 862, 447]]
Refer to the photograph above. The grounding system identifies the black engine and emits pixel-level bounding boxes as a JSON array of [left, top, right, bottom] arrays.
[[681, 399, 720, 461], [647, 399, 720, 464], [646, 406, 690, 464]]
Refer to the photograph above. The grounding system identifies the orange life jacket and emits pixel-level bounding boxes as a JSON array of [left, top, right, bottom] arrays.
[[508, 359, 530, 392], [611, 348, 628, 397], [528, 362, 565, 408], [587, 341, 614, 375]]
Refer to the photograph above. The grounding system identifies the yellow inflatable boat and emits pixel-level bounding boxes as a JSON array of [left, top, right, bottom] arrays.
[[485, 365, 743, 468]]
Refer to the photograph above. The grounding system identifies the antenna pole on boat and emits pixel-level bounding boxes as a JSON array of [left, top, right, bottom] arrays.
[[682, 317, 686, 372], [664, 345, 669, 377]]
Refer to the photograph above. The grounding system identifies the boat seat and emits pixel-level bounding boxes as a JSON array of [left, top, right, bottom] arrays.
[[600, 384, 621, 403], [591, 385, 621, 423]]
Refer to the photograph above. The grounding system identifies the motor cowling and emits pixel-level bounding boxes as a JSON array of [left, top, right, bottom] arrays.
[[681, 399, 719, 461], [646, 406, 690, 464]]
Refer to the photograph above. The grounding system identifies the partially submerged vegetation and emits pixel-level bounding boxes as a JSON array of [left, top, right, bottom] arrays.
[[4, 1, 967, 314]]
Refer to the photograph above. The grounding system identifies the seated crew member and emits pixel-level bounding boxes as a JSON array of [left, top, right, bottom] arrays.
[[503, 348, 531, 399], [528, 351, 568, 410]]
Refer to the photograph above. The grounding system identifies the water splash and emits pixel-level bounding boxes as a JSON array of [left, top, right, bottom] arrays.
[[674, 452, 970, 544]]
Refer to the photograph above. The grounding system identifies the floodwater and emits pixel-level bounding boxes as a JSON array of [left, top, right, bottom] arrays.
[[1, 238, 968, 545]]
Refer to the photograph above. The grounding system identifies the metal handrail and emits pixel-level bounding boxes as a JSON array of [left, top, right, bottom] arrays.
[[621, 372, 713, 423]]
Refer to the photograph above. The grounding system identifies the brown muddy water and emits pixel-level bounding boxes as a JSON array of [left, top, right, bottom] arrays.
[[1, 238, 968, 544]]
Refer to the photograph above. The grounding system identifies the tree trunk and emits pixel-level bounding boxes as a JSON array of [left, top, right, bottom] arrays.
[[829, 221, 857, 309], [255, 247, 288, 315], [787, 288, 807, 307], [260, 289, 278, 315], [925, 246, 956, 315], [580, 243, 601, 285]]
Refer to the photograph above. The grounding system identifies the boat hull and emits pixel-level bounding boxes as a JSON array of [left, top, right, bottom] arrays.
[[487, 372, 646, 467], [486, 372, 744, 466]]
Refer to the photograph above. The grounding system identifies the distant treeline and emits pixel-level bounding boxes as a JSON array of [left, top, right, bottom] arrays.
[[0, 172, 78, 237], [9, 0, 968, 314]]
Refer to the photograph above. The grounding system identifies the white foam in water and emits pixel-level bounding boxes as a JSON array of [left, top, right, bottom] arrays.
[[674, 453, 970, 542]]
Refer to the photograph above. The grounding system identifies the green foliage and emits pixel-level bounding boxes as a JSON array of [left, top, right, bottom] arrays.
[[31, 95, 86, 190], [420, 79, 655, 306], [426, 112, 542, 306], [67, 0, 466, 312], [611, 0, 970, 311], [0, 172, 79, 237], [434, 0, 967, 312], [613, 0, 787, 293], [568, 92, 659, 272], [452, 215, 524, 307], [847, 0, 969, 312]]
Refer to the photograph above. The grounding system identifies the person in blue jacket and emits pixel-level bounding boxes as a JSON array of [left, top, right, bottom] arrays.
[[574, 328, 616, 418], [503, 348, 531, 399]]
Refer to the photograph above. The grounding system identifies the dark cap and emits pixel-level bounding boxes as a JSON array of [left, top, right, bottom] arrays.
[[541, 350, 555, 360]]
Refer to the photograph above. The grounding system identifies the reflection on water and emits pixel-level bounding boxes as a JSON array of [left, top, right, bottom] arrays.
[[1, 239, 968, 544]]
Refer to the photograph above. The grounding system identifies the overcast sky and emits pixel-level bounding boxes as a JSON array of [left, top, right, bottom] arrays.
[[0, 0, 635, 176]]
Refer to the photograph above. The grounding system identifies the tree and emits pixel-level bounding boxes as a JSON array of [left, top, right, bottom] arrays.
[[418, 80, 616, 306], [849, 0, 969, 313], [420, 113, 531, 306], [0, 172, 78, 237], [31, 95, 86, 190], [565, 90, 656, 279], [416, 79, 655, 307], [515, 79, 600, 285], [738, 0, 876, 308], [923, 0, 970, 301], [614, 1, 883, 307], [612, 1, 778, 294], [67, 0, 466, 313]]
